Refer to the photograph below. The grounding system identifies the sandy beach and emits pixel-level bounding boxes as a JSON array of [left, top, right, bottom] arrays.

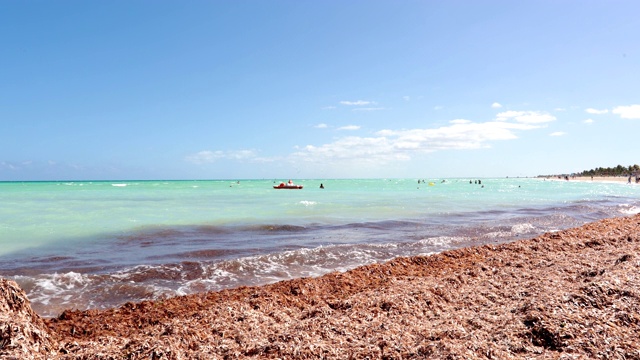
[[576, 176, 639, 184], [544, 175, 638, 184], [2, 214, 640, 359]]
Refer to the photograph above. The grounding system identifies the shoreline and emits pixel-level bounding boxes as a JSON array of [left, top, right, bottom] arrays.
[[542, 175, 638, 184], [3, 214, 640, 359], [574, 176, 638, 184]]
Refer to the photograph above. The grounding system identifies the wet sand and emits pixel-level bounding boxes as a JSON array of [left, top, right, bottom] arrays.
[[2, 214, 640, 359]]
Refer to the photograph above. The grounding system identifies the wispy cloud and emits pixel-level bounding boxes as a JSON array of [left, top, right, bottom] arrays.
[[583, 118, 594, 124], [403, 96, 410, 102], [491, 102, 502, 109], [550, 132, 566, 137], [612, 104, 640, 119], [495, 111, 556, 124], [340, 100, 375, 106], [338, 125, 361, 131], [0, 160, 105, 179], [314, 123, 328, 129], [185, 150, 258, 164], [352, 107, 385, 112], [185, 151, 223, 164], [585, 108, 609, 115], [0, 161, 19, 171]]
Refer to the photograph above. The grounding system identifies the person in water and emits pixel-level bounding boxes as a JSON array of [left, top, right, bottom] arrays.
[[320, 183, 324, 189]]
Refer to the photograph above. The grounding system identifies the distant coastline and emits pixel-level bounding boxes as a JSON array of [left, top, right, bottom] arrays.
[[539, 163, 640, 184], [540, 175, 636, 184]]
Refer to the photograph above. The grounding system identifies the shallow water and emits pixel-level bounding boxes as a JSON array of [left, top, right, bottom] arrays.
[[1, 178, 639, 317]]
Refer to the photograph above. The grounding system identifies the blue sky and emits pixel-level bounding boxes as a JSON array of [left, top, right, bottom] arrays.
[[1, 1, 639, 180]]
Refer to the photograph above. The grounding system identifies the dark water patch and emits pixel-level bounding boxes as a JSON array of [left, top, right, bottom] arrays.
[[117, 228, 185, 245], [193, 224, 233, 234], [351, 220, 422, 230], [29, 256, 75, 264], [149, 248, 244, 261], [513, 207, 553, 217], [246, 224, 308, 233]]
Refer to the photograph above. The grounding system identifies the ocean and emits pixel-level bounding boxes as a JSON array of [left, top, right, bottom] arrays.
[[1, 178, 639, 317]]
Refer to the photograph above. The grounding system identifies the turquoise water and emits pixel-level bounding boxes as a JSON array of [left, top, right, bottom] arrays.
[[1, 178, 639, 316], [2, 178, 635, 255]]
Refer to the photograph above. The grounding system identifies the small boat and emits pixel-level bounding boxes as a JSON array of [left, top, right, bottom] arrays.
[[273, 180, 303, 189]]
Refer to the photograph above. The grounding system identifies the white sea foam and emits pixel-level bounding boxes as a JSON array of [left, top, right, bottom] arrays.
[[111, 183, 127, 187], [178, 278, 221, 295], [511, 223, 535, 234], [417, 236, 465, 247], [27, 272, 90, 305], [45, 272, 87, 289], [187, 243, 397, 290], [416, 251, 438, 257], [484, 231, 512, 239], [299, 200, 317, 206], [618, 204, 640, 215]]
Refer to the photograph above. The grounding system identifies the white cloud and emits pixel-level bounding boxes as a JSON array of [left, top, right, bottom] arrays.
[[340, 100, 374, 106], [379, 121, 535, 151], [185, 150, 257, 164], [314, 123, 328, 129], [434, 106, 444, 110], [612, 104, 640, 119], [352, 107, 385, 112], [185, 151, 224, 164], [583, 118, 594, 124], [585, 108, 609, 115], [291, 115, 544, 165], [293, 136, 406, 164], [495, 110, 556, 124], [227, 150, 258, 160], [550, 132, 566, 137], [491, 102, 502, 109], [403, 96, 410, 101], [189, 109, 554, 170], [495, 111, 523, 120], [338, 125, 361, 131]]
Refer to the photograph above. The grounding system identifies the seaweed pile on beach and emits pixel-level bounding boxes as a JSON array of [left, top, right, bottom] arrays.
[[2, 214, 640, 359]]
